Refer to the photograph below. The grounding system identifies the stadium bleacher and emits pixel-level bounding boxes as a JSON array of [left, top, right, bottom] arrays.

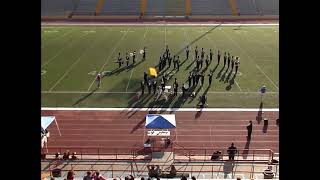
[[236, 0, 259, 15], [145, 0, 185, 16], [100, 0, 140, 16], [190, 0, 232, 15], [41, 0, 279, 17], [41, 0, 75, 16], [256, 0, 279, 15], [73, 0, 97, 15]]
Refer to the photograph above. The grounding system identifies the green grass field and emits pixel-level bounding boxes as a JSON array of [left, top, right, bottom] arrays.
[[41, 25, 278, 108]]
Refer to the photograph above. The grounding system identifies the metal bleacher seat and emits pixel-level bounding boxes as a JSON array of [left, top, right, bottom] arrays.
[[236, 0, 259, 15], [41, 0, 74, 16], [190, 0, 232, 16], [101, 0, 140, 16]]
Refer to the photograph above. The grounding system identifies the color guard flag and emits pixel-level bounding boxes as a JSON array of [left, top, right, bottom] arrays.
[[149, 67, 157, 77]]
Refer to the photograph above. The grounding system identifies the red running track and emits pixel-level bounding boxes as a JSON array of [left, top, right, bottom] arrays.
[[42, 110, 279, 154]]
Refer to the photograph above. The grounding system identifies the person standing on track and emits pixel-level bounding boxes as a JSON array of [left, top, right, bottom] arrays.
[[210, 49, 213, 62], [186, 46, 190, 59], [247, 120, 253, 140], [217, 50, 221, 64], [96, 73, 101, 88], [166, 45, 169, 57]]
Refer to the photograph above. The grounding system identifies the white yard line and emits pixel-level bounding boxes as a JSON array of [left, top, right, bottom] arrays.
[[125, 27, 149, 92], [220, 28, 279, 90], [42, 90, 278, 94], [48, 31, 99, 91], [234, 80, 243, 91], [41, 107, 279, 111], [87, 27, 131, 91], [242, 28, 278, 55], [255, 64, 279, 89], [41, 28, 75, 49], [41, 32, 89, 68]]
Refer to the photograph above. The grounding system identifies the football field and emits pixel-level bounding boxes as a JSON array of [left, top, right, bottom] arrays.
[[41, 25, 278, 108]]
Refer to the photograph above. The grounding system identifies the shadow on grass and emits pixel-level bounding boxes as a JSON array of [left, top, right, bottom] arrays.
[[72, 87, 98, 106]]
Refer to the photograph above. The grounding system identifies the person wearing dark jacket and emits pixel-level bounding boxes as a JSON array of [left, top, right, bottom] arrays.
[[247, 121, 253, 140], [227, 143, 238, 160]]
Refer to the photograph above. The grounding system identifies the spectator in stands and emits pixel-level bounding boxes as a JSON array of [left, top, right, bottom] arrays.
[[125, 176, 129, 180], [147, 165, 160, 178], [55, 152, 60, 159], [140, 177, 144, 180], [166, 138, 171, 148], [71, 152, 77, 160], [181, 176, 187, 180], [67, 170, 74, 180], [63, 152, 69, 160], [83, 171, 92, 180], [147, 178, 151, 180], [129, 175, 134, 180], [227, 143, 238, 161], [94, 170, 106, 180], [169, 165, 177, 177], [192, 176, 196, 180]]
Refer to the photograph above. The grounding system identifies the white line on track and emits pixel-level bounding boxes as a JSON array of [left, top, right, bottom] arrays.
[[87, 27, 131, 91], [125, 27, 149, 92], [41, 32, 89, 68], [42, 106, 279, 112], [220, 28, 279, 90], [41, 91, 278, 94], [49, 29, 99, 91]]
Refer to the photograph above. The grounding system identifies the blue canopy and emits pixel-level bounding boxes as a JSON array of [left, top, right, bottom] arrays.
[[145, 114, 176, 129]]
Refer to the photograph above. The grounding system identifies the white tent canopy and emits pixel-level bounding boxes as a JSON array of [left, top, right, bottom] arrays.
[[41, 116, 61, 136]]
